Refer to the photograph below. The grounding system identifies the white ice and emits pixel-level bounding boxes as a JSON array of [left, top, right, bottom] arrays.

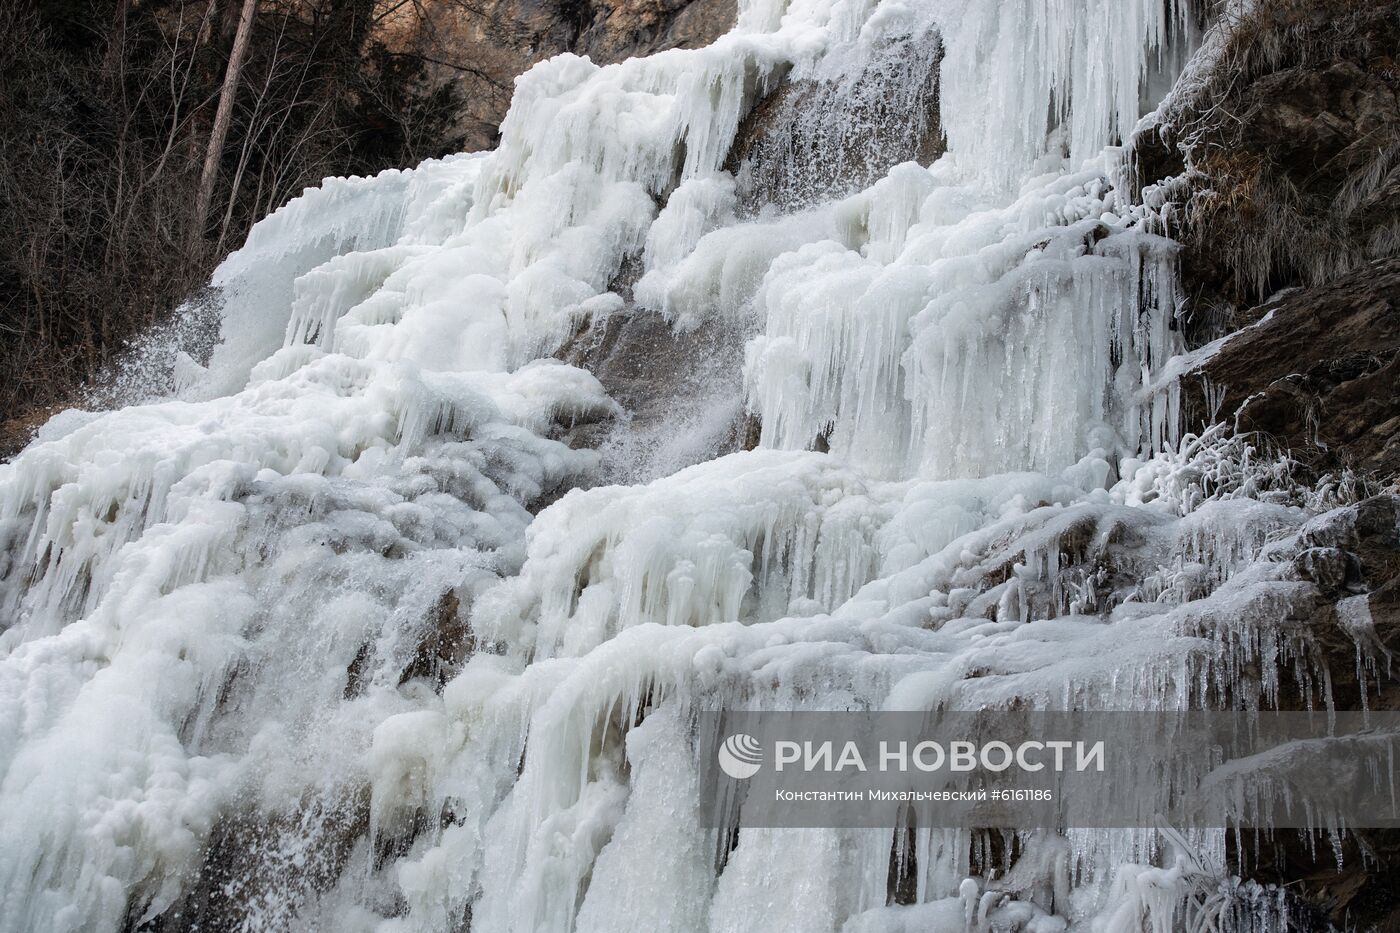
[[0, 1, 1374, 932]]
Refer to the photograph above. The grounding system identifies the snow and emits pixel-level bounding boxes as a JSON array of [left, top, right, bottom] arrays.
[[0, 0, 1381, 931]]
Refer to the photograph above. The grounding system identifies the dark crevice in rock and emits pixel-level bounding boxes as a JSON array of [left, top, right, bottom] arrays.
[[398, 589, 475, 691]]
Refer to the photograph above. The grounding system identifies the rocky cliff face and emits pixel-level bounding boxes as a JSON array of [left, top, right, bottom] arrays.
[[430, 0, 736, 151], [1137, 0, 1400, 491], [1190, 260, 1400, 480], [1152, 0, 1400, 306], [1136, 4, 1400, 923]]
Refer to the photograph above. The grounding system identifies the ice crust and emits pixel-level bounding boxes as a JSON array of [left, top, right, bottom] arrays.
[[0, 1, 1378, 931]]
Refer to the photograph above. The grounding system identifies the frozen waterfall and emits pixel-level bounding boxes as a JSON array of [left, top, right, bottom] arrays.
[[0, 1, 1388, 931]]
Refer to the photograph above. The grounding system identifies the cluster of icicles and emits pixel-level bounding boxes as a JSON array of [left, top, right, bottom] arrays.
[[0, 1, 1381, 931]]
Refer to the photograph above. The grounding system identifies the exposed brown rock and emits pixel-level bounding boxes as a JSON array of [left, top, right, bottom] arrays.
[[1147, 0, 1400, 310], [576, 0, 734, 64], [1182, 257, 1400, 481], [425, 0, 736, 152], [148, 793, 370, 933], [1149, 13, 1400, 911], [1140, 0, 1400, 484], [1232, 500, 1400, 931], [1235, 829, 1400, 932]]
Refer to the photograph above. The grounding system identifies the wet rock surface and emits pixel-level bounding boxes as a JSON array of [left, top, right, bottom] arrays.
[[725, 34, 944, 212], [558, 309, 754, 484]]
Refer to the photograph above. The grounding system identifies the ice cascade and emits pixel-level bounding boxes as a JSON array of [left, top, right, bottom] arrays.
[[0, 1, 1381, 932]]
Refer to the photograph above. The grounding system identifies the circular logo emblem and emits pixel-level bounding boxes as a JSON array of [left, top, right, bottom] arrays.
[[718, 733, 763, 779]]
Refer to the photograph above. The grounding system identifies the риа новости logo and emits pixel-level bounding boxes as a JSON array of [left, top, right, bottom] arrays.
[[718, 733, 763, 779]]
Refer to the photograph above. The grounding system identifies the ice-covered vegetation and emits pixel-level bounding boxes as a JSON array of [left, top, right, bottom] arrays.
[[0, 1, 1389, 931]]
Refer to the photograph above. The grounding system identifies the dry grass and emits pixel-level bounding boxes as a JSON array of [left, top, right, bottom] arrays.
[[1156, 0, 1400, 306]]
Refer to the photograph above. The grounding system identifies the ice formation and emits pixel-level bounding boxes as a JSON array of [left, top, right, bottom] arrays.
[[0, 1, 1388, 931]]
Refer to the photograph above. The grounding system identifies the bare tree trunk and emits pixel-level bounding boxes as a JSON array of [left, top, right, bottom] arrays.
[[193, 0, 257, 238]]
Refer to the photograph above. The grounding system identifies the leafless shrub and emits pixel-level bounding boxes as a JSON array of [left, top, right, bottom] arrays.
[[0, 0, 467, 456]]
